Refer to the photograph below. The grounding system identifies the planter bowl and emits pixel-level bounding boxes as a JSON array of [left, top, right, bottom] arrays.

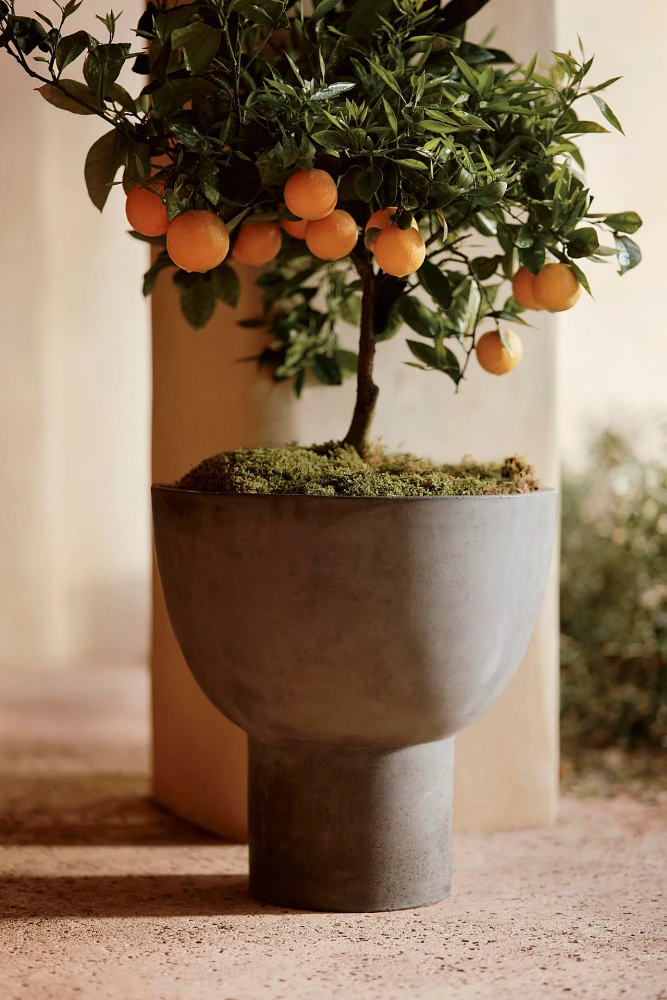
[[152, 487, 558, 912]]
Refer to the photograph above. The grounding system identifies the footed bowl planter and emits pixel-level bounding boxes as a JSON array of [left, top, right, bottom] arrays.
[[152, 486, 558, 912]]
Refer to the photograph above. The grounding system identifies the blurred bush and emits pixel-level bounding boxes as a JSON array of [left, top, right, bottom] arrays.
[[560, 432, 667, 750]]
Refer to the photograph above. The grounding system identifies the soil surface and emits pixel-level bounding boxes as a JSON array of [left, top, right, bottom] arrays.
[[0, 666, 665, 1000]]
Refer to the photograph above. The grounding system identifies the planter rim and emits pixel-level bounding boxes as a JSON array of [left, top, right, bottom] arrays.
[[151, 483, 558, 501]]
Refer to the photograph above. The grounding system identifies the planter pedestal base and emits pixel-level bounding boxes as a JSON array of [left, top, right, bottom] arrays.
[[248, 738, 454, 912]]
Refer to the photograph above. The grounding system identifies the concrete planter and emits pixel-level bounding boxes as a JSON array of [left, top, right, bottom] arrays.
[[152, 487, 558, 912]]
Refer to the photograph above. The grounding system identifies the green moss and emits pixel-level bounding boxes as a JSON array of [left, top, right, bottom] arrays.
[[177, 443, 539, 497]]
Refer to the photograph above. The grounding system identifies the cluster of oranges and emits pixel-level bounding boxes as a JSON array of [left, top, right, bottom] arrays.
[[476, 263, 581, 376], [125, 168, 428, 278], [126, 172, 582, 381]]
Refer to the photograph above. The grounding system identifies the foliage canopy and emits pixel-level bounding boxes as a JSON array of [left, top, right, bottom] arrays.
[[0, 0, 643, 449]]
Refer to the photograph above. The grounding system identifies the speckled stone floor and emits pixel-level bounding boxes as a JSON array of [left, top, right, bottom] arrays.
[[0, 666, 665, 1000]]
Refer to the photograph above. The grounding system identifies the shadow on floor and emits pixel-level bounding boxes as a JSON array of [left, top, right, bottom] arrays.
[[0, 874, 291, 919], [0, 772, 224, 847]]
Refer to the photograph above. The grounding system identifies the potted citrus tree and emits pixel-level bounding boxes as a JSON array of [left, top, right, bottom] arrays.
[[2, 0, 642, 912]]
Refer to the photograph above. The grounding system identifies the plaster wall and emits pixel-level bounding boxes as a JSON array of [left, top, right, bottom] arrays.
[[0, 2, 151, 670], [554, 0, 667, 466]]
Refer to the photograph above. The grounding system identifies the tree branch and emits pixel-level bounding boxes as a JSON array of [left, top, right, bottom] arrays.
[[343, 253, 378, 457]]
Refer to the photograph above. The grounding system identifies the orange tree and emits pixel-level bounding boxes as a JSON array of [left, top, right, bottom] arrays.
[[0, 0, 643, 454]]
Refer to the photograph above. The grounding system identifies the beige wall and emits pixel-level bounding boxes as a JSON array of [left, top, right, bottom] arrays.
[[0, 2, 151, 669], [555, 0, 667, 465]]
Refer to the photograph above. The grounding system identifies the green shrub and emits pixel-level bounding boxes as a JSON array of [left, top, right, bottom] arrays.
[[560, 432, 667, 750]]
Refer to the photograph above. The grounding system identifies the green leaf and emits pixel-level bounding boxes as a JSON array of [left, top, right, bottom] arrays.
[[515, 223, 534, 249], [567, 227, 600, 259], [83, 43, 130, 99], [559, 120, 609, 134], [468, 181, 507, 207], [382, 96, 397, 135], [55, 30, 90, 72], [615, 234, 642, 275], [396, 158, 429, 172], [364, 227, 381, 250], [179, 277, 217, 331], [369, 61, 402, 97], [108, 83, 136, 113], [335, 349, 358, 375], [37, 80, 97, 115], [398, 297, 440, 339], [451, 52, 478, 90], [311, 130, 349, 151], [129, 230, 167, 246], [232, 0, 282, 28], [406, 339, 438, 367], [84, 129, 128, 211], [152, 78, 219, 117], [519, 243, 546, 275], [7, 15, 46, 54], [312, 355, 342, 385], [210, 263, 240, 307], [171, 22, 222, 75], [587, 76, 622, 94], [418, 261, 452, 310], [592, 94, 624, 134], [355, 163, 383, 202], [471, 255, 503, 280], [567, 260, 592, 296], [311, 82, 356, 101], [143, 253, 172, 296], [312, 0, 340, 21], [373, 277, 406, 338], [471, 212, 497, 237], [604, 211, 643, 235]]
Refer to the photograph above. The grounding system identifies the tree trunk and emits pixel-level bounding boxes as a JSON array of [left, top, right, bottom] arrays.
[[343, 257, 378, 456]]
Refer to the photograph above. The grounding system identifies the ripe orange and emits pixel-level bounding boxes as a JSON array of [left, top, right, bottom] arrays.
[[283, 169, 338, 221], [232, 221, 282, 266], [476, 330, 523, 375], [280, 209, 309, 239], [365, 206, 418, 233], [166, 211, 230, 273], [512, 266, 544, 311], [533, 263, 581, 312], [125, 180, 169, 237], [373, 226, 426, 277], [305, 210, 358, 261]]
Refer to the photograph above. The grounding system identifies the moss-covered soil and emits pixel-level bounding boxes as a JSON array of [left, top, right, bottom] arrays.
[[177, 443, 539, 497]]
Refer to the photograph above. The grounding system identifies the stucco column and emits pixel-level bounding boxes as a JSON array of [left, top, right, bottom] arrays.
[[151, 0, 560, 836], [0, 0, 150, 672]]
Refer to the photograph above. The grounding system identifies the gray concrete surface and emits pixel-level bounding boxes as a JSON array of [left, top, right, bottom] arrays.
[[0, 665, 665, 1000], [152, 487, 557, 909]]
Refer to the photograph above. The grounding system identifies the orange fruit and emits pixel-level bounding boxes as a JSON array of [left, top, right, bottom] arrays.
[[533, 263, 581, 312], [373, 226, 426, 277], [166, 211, 230, 273], [365, 207, 418, 233], [476, 330, 523, 375], [232, 221, 282, 266], [284, 169, 338, 221], [280, 216, 309, 239], [533, 264, 581, 312], [125, 180, 169, 237], [305, 210, 358, 261], [512, 266, 544, 311]]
